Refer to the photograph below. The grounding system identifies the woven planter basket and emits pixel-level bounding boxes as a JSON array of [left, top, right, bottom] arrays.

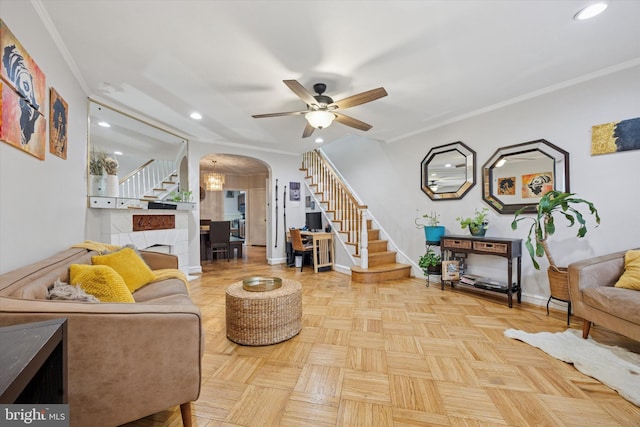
[[547, 266, 570, 301]]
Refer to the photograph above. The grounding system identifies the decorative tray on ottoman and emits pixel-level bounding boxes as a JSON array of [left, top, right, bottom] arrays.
[[242, 276, 283, 292]]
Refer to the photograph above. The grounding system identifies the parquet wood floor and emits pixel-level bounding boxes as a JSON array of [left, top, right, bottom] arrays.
[[122, 246, 639, 427]]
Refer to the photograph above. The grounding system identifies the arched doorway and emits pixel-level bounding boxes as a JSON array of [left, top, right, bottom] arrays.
[[199, 154, 270, 250]]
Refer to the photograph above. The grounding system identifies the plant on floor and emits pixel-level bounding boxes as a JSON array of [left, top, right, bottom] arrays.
[[511, 190, 600, 270], [418, 247, 441, 275]]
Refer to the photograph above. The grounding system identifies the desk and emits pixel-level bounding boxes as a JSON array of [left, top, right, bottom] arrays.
[[300, 231, 334, 273]]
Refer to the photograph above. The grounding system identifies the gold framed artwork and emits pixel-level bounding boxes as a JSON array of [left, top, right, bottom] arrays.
[[0, 19, 47, 160], [49, 87, 68, 159], [442, 260, 460, 281], [591, 117, 640, 155]]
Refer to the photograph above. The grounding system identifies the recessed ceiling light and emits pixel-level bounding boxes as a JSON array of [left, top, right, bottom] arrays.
[[315, 137, 323, 143], [574, 2, 608, 20], [114, 151, 123, 156], [98, 121, 110, 127], [190, 112, 202, 120]]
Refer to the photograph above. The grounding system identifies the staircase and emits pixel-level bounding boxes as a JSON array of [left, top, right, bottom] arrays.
[[119, 159, 179, 206], [301, 150, 411, 283]]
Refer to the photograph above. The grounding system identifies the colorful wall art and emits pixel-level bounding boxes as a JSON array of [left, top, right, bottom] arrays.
[[521, 172, 553, 199], [591, 117, 640, 155], [1, 81, 46, 159], [0, 19, 47, 160], [49, 87, 68, 159], [497, 176, 516, 195]]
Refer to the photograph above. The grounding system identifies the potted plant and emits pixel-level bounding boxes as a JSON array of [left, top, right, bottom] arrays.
[[418, 247, 442, 275], [456, 207, 489, 237], [511, 190, 600, 308], [89, 147, 107, 196], [415, 210, 445, 242]]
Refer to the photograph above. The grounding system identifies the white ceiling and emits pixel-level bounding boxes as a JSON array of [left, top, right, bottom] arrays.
[[38, 0, 640, 163]]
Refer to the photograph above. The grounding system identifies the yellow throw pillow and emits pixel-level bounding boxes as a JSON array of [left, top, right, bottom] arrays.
[[614, 249, 640, 290], [92, 247, 156, 293], [69, 264, 135, 303]]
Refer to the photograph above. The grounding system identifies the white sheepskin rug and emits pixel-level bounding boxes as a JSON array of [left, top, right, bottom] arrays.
[[47, 279, 100, 303], [504, 328, 640, 406]]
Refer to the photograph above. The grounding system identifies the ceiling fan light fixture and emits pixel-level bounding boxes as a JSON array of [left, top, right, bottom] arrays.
[[305, 110, 336, 129]]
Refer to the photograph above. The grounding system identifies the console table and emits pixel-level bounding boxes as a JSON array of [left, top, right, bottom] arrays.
[[0, 318, 68, 403], [441, 235, 522, 307]]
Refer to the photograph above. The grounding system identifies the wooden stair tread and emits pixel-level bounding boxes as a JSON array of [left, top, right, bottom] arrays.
[[351, 262, 411, 283], [352, 263, 411, 273]]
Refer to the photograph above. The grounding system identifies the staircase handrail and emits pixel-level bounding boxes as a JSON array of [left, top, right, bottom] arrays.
[[118, 159, 177, 200], [302, 150, 369, 266]]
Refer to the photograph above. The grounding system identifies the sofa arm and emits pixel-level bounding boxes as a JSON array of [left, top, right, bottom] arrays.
[[140, 250, 179, 270], [568, 250, 627, 303], [0, 297, 202, 427]]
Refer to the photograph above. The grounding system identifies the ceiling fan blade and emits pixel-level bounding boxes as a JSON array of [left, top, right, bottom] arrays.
[[283, 80, 318, 107], [330, 87, 387, 110], [252, 111, 307, 118], [334, 113, 372, 132], [302, 123, 315, 138]]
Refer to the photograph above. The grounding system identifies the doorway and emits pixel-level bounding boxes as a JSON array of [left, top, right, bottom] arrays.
[[199, 154, 269, 249]]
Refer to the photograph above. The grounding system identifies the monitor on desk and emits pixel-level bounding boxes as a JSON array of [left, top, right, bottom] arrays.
[[305, 211, 323, 232]]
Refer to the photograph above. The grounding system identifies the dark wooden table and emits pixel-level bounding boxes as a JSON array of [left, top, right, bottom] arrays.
[[0, 318, 68, 403]]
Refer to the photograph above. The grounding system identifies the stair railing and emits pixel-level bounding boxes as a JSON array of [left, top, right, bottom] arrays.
[[119, 159, 177, 200], [301, 150, 368, 268]]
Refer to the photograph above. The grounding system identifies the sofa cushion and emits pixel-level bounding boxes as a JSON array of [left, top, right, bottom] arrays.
[[614, 249, 640, 290], [69, 264, 135, 303], [132, 278, 189, 302], [582, 286, 640, 325], [92, 247, 156, 293]]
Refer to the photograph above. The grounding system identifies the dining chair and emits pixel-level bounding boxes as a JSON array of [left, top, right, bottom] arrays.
[[209, 221, 231, 262], [290, 228, 314, 272]]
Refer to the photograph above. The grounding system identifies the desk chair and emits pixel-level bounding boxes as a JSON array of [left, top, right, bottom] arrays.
[[290, 228, 314, 272], [209, 221, 231, 262]]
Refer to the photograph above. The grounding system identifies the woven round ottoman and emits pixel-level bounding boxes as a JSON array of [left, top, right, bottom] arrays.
[[225, 278, 302, 346]]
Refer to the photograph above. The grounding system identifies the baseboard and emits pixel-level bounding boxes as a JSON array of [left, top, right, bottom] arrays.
[[188, 265, 202, 275]]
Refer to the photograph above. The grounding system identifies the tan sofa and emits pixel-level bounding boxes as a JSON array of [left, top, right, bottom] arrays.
[[0, 247, 202, 427], [568, 249, 640, 342]]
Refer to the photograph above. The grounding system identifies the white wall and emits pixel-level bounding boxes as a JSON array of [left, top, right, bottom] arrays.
[[0, 3, 88, 273], [323, 64, 640, 305]]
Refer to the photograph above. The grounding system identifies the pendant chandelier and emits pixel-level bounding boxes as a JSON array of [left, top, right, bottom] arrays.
[[204, 160, 225, 191]]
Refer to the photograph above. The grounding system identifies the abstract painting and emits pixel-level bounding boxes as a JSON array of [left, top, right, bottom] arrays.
[[1, 81, 46, 159], [49, 87, 68, 159], [591, 117, 640, 155], [0, 19, 46, 111], [497, 176, 516, 195], [521, 172, 553, 199]]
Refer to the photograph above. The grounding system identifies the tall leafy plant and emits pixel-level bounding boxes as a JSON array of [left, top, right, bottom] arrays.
[[511, 190, 600, 269]]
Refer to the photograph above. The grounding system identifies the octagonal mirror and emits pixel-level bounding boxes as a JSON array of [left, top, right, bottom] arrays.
[[421, 141, 476, 200], [482, 139, 570, 214]]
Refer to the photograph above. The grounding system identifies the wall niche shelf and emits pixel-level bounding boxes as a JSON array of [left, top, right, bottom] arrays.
[[89, 196, 195, 210]]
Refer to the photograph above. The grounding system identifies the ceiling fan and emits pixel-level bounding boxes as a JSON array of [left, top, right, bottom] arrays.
[[252, 80, 388, 138]]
